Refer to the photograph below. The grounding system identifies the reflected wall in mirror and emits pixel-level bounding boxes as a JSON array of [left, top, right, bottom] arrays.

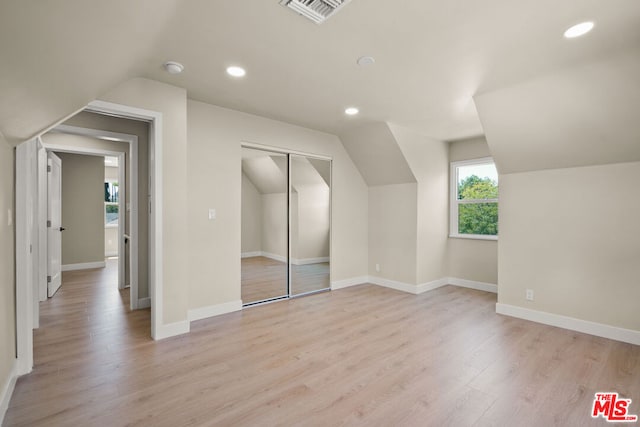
[[241, 147, 288, 304], [290, 155, 331, 296]]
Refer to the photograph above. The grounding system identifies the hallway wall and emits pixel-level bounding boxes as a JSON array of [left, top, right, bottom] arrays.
[[56, 152, 104, 266], [0, 135, 15, 415]]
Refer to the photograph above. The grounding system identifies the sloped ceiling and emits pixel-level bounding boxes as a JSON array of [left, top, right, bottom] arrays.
[[339, 122, 416, 186], [241, 150, 287, 194], [242, 150, 329, 194], [307, 158, 331, 187], [292, 156, 329, 188], [476, 47, 640, 174], [0, 0, 180, 145], [2, 1, 640, 147]]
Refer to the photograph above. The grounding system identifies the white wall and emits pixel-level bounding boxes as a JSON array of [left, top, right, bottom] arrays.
[[499, 161, 640, 331], [101, 78, 189, 325], [261, 193, 288, 259], [57, 152, 104, 265], [447, 136, 498, 284], [368, 183, 417, 285], [187, 99, 368, 311], [105, 228, 118, 257], [240, 173, 262, 254], [0, 136, 15, 409], [391, 124, 449, 285], [293, 184, 330, 260], [105, 164, 118, 181]]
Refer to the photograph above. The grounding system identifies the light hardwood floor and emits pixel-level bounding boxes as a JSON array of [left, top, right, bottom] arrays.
[[241, 256, 330, 303], [5, 261, 640, 426]]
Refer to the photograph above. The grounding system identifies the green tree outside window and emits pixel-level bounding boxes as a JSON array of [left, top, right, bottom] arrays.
[[457, 175, 498, 235]]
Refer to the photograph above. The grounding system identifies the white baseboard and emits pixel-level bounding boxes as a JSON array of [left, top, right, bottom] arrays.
[[241, 252, 329, 266], [368, 276, 450, 295], [137, 297, 151, 309], [330, 276, 494, 296], [61, 261, 106, 271], [188, 300, 243, 322], [368, 276, 419, 294], [0, 360, 17, 426], [496, 303, 640, 346], [331, 276, 369, 290], [331, 276, 498, 295], [417, 277, 450, 293], [291, 257, 330, 266], [154, 320, 190, 340], [261, 252, 287, 263], [448, 277, 497, 293], [241, 251, 261, 259]]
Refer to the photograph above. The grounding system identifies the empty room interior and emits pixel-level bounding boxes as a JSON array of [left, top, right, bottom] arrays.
[[0, 1, 639, 426]]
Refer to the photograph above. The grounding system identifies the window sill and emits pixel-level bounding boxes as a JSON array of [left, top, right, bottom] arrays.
[[449, 233, 498, 241], [105, 225, 119, 229]]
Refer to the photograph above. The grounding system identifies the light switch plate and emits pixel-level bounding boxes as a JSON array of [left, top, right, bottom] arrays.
[[208, 208, 216, 220]]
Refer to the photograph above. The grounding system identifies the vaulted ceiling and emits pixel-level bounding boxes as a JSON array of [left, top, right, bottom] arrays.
[[1, 0, 639, 173]]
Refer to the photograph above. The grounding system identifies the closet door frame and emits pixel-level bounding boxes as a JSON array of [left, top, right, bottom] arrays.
[[241, 142, 332, 304]]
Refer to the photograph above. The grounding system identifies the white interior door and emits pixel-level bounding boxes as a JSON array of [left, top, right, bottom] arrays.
[[47, 152, 63, 297], [37, 141, 48, 302]]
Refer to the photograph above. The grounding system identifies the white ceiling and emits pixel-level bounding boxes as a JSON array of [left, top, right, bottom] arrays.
[[1, 0, 639, 145], [476, 47, 640, 174]]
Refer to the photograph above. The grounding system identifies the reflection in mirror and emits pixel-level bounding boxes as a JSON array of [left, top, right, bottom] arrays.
[[290, 155, 331, 296], [241, 148, 288, 304]]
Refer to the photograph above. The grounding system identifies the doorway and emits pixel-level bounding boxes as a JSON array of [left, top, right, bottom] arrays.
[[42, 127, 136, 308], [241, 145, 332, 305], [15, 100, 164, 376]]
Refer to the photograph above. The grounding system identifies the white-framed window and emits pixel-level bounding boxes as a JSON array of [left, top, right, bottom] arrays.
[[104, 181, 119, 228], [450, 157, 498, 240]]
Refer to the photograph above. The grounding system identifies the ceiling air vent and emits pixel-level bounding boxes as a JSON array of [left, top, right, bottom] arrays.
[[280, 0, 352, 24]]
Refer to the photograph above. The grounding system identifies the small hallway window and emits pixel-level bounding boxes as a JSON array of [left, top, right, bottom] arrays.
[[105, 181, 119, 227]]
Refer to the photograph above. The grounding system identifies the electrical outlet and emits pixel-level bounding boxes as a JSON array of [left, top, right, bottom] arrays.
[[375, 263, 380, 273], [526, 289, 534, 301]]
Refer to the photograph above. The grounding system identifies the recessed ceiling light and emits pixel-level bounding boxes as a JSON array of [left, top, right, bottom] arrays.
[[357, 56, 375, 66], [564, 21, 594, 38], [345, 107, 359, 116], [163, 61, 184, 74], [226, 66, 246, 77]]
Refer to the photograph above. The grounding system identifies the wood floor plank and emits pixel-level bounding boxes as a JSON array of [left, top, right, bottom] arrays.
[[5, 260, 640, 426]]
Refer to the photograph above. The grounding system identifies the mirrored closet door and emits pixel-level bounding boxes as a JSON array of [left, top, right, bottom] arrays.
[[289, 154, 331, 296], [241, 147, 289, 304], [240, 147, 331, 306]]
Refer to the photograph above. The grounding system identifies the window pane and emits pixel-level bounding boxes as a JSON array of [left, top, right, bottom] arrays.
[[104, 182, 119, 203], [457, 163, 498, 200], [105, 204, 119, 226], [458, 202, 498, 235]]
